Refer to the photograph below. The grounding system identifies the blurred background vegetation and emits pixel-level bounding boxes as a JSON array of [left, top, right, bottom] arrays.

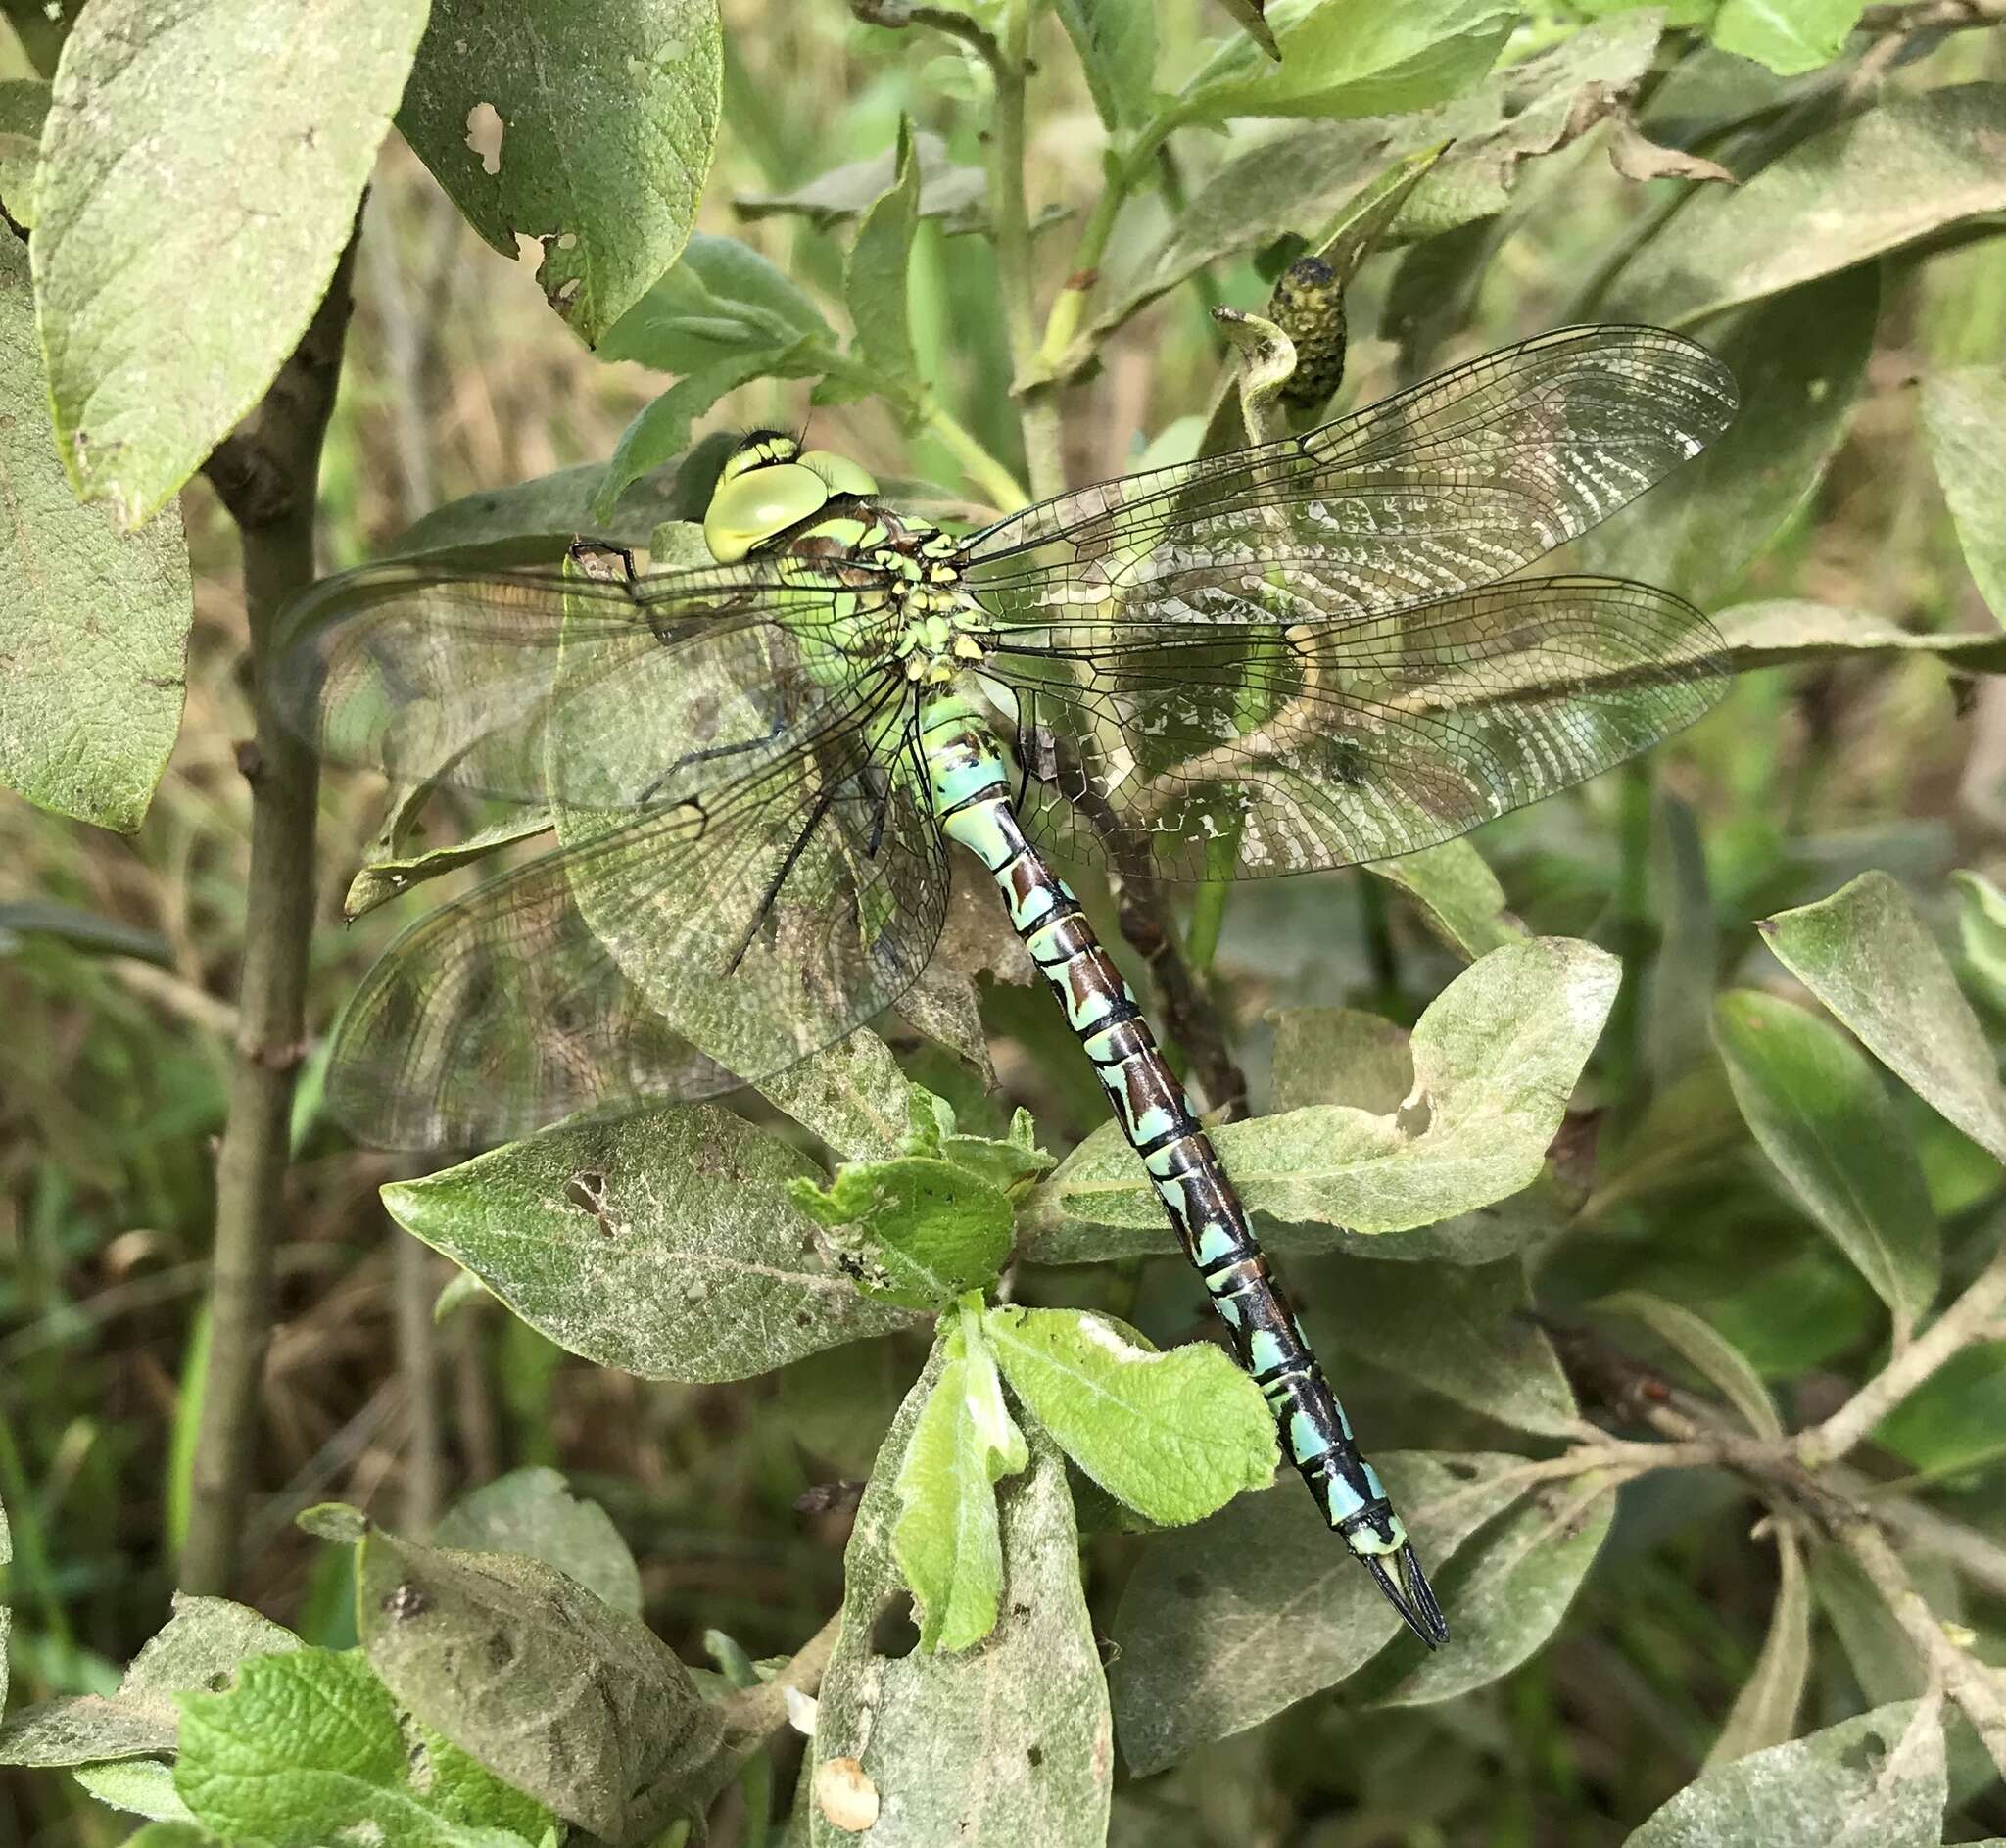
[[6, 1, 2006, 1841]]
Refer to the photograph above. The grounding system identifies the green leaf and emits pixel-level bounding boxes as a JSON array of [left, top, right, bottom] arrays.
[[789, 1156, 1013, 1309], [0, 234, 189, 830], [1594, 1292, 1782, 1441], [1871, 1341, 2006, 1476], [1954, 869, 2006, 1018], [891, 1321, 1029, 1651], [175, 1648, 537, 1848], [0, 77, 47, 227], [1921, 366, 2006, 622], [1269, 1007, 1414, 1114], [0, 1593, 301, 1766], [120, 1827, 215, 1848], [1211, 0, 1280, 57], [71, 1758, 195, 1824], [1169, 0, 1514, 130], [599, 233, 837, 372], [844, 117, 922, 398], [737, 130, 996, 235], [1760, 871, 2006, 1162], [1624, 1699, 1945, 1848], [1579, 266, 1879, 606], [1302, 1256, 1579, 1437], [342, 808, 555, 924], [757, 1027, 923, 1161], [397, 0, 721, 346], [356, 1524, 721, 1845], [1711, 0, 1866, 75], [1377, 1470, 1618, 1705], [30, 0, 426, 525], [1713, 598, 2006, 673], [1704, 1529, 1809, 1768], [1110, 1452, 1525, 1773], [811, 1398, 1112, 1848], [1025, 937, 1618, 1259], [434, 1468, 643, 1618], [1712, 989, 1940, 1336], [380, 1109, 912, 1384], [1610, 83, 2006, 328], [597, 348, 810, 516], [385, 440, 737, 568], [940, 1109, 1056, 1193], [1053, 0, 1156, 129], [982, 1306, 1277, 1525], [1100, 12, 1658, 335], [1366, 838, 1524, 960]]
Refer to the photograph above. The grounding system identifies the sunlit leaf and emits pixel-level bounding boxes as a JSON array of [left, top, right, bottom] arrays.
[[845, 118, 921, 399], [891, 1320, 1028, 1652], [1710, 0, 1866, 76], [1611, 84, 2006, 327], [381, 1109, 912, 1383], [1761, 871, 2006, 1162], [1624, 1698, 1945, 1848], [1366, 837, 1524, 960], [813, 1358, 1112, 1848], [398, 0, 721, 345], [1110, 1451, 1525, 1773], [1025, 938, 1618, 1260], [984, 1306, 1276, 1525], [789, 1155, 1013, 1309], [176, 1647, 548, 1848], [31, 0, 426, 524], [1712, 989, 1939, 1335], [0, 235, 189, 830]]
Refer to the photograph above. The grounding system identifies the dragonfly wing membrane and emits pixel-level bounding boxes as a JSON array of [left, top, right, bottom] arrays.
[[963, 325, 1738, 624], [267, 557, 889, 809], [329, 687, 947, 1147], [985, 578, 1727, 880]]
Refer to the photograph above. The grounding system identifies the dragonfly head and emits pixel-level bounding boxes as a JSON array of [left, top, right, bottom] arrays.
[[703, 430, 881, 563]]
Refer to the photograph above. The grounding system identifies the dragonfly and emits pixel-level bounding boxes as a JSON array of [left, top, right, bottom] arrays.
[[273, 325, 1737, 1648]]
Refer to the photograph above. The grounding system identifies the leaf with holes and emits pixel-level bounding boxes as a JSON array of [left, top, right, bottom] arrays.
[[397, 0, 721, 345]]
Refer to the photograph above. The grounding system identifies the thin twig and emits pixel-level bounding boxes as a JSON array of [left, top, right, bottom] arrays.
[[1838, 1518, 2006, 1777], [180, 226, 359, 1597], [1796, 1241, 2006, 1468], [1858, 0, 2006, 27]]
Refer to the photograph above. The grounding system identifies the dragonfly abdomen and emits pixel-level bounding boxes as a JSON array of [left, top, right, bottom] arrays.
[[918, 688, 1448, 1647]]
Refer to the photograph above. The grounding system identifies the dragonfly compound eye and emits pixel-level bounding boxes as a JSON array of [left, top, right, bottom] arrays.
[[703, 461, 834, 562], [799, 450, 879, 498]]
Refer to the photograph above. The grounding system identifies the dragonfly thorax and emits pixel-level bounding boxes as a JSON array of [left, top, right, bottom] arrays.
[[703, 430, 990, 683]]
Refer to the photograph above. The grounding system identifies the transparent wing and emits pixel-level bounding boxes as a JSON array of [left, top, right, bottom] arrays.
[[326, 684, 948, 1148], [982, 578, 1726, 879], [963, 326, 1737, 622], [267, 556, 893, 808]]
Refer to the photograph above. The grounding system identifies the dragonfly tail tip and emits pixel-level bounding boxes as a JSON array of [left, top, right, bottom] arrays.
[[1361, 1542, 1450, 1650]]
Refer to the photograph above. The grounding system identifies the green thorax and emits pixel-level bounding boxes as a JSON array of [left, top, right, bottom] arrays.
[[701, 431, 990, 685]]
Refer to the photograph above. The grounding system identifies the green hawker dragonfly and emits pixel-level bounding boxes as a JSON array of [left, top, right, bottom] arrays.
[[274, 324, 1737, 1646]]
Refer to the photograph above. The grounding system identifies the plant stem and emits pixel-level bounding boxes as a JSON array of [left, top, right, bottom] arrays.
[[988, 0, 1065, 499], [921, 390, 1029, 510], [1839, 1520, 2006, 1777], [1034, 166, 1129, 376], [1796, 1239, 2006, 1468], [178, 232, 358, 1597]]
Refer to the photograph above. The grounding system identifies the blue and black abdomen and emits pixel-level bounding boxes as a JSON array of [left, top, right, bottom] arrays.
[[918, 689, 1443, 1642]]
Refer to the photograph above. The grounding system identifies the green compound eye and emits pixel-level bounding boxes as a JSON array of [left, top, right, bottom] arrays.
[[703, 461, 833, 562], [800, 450, 878, 498]]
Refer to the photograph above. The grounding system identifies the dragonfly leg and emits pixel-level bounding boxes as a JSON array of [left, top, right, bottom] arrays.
[[721, 773, 847, 976], [565, 538, 640, 588]]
